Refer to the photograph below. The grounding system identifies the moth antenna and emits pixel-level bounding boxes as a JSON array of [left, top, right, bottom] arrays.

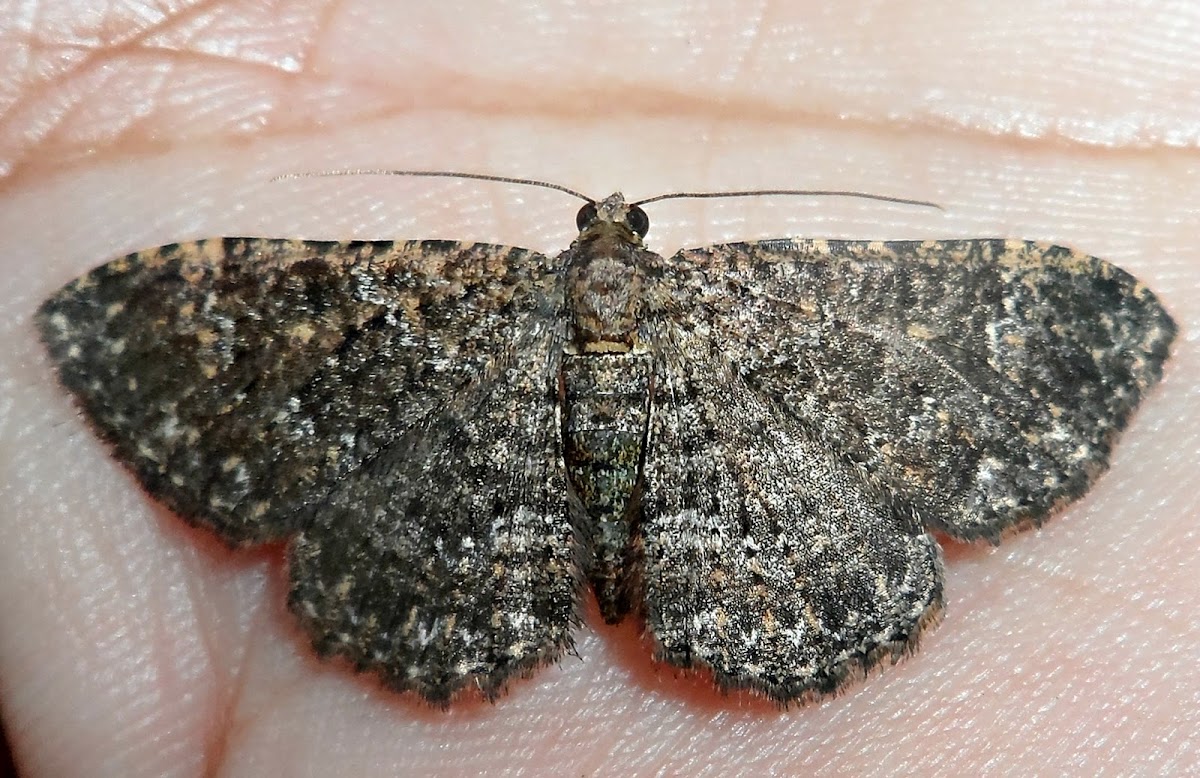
[[632, 189, 942, 210], [274, 171, 939, 211], [272, 169, 594, 203]]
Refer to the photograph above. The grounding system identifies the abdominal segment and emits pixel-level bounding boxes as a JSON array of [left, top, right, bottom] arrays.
[[561, 353, 652, 623]]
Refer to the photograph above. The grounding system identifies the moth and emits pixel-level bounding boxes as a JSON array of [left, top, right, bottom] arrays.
[[37, 173, 1176, 705]]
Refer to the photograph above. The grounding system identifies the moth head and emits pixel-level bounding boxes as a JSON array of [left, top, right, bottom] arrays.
[[575, 193, 650, 243]]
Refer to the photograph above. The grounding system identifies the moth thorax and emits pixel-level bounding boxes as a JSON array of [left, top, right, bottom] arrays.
[[568, 255, 644, 352]]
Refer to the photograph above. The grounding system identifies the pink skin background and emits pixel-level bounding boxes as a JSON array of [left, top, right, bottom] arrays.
[[1, 2, 1198, 776]]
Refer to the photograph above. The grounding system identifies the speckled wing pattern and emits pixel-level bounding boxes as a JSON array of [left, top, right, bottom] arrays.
[[641, 328, 943, 700], [664, 239, 1175, 539], [637, 237, 1174, 700], [37, 237, 580, 702], [37, 195, 1175, 707], [287, 319, 578, 703]]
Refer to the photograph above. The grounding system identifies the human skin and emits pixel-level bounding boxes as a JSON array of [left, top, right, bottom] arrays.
[[1, 2, 1197, 776]]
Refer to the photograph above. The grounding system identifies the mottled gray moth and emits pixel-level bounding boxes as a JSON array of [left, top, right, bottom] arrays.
[[37, 173, 1176, 705]]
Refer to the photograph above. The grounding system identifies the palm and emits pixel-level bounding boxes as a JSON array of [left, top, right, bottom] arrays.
[[1, 3, 1196, 775]]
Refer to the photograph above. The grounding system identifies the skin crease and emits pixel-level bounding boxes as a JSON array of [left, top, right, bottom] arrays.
[[0, 1, 1198, 776]]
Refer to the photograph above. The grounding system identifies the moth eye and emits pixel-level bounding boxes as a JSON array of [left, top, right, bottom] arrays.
[[626, 205, 650, 238], [575, 202, 599, 231]]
